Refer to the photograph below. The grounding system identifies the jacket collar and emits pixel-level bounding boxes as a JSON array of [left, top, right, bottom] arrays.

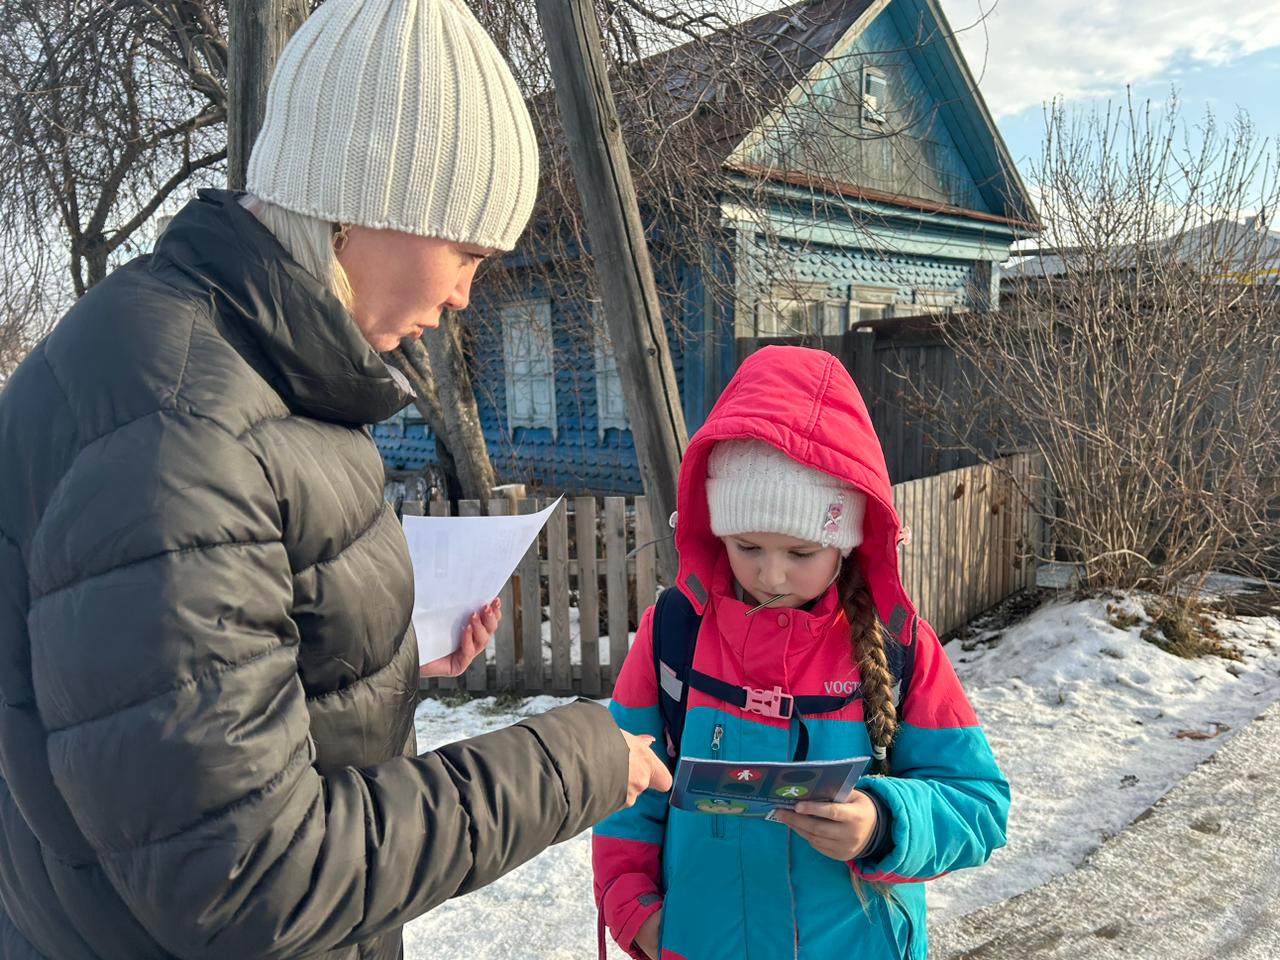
[[708, 553, 843, 657], [153, 189, 411, 426]]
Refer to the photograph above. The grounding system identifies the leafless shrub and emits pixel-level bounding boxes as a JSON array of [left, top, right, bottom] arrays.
[[938, 95, 1280, 598]]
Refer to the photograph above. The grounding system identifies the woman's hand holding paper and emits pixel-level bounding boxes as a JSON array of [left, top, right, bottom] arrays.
[[420, 598, 501, 678]]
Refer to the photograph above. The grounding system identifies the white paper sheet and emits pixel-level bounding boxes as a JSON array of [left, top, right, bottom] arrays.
[[402, 497, 562, 664]]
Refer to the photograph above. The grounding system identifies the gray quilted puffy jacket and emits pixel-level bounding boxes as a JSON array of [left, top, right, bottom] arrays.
[[0, 190, 627, 960]]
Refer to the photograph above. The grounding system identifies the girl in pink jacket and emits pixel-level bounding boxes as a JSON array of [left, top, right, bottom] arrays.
[[593, 346, 1009, 960]]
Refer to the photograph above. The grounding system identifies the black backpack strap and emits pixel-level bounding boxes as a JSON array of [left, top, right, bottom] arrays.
[[650, 589, 917, 765], [652, 586, 702, 768], [683, 670, 862, 719], [886, 615, 918, 716]]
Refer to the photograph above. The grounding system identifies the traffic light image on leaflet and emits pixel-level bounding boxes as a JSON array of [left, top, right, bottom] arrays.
[[670, 755, 869, 817]]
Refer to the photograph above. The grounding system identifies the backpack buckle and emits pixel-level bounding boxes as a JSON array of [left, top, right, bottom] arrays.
[[744, 686, 793, 719]]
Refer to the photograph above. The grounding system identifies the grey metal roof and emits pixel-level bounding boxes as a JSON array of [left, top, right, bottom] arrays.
[[1005, 215, 1280, 281]]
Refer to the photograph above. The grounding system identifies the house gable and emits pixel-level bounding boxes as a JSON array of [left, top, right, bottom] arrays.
[[727, 0, 1034, 226]]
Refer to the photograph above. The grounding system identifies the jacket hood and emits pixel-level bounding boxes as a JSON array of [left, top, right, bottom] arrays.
[[675, 346, 916, 643], [153, 189, 411, 426]]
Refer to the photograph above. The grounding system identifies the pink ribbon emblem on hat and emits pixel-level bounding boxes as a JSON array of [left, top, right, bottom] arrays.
[[819, 496, 846, 548]]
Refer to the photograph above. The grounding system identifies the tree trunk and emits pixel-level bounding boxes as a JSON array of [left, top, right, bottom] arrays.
[[227, 0, 308, 190], [386, 341, 470, 504], [422, 317, 497, 500]]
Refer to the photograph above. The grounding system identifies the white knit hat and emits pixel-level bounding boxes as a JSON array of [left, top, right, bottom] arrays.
[[706, 440, 866, 555], [246, 0, 539, 251]]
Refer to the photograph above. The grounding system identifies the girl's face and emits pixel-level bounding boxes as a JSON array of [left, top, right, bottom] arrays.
[[338, 228, 498, 351], [723, 532, 842, 609]]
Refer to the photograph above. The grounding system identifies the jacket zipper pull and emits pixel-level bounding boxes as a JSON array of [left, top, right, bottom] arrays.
[[710, 723, 725, 838]]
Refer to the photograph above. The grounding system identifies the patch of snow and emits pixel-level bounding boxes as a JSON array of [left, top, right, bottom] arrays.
[[928, 590, 1280, 922], [537, 604, 637, 666]]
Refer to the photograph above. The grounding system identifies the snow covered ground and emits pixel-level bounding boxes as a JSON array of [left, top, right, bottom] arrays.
[[404, 580, 1280, 959]]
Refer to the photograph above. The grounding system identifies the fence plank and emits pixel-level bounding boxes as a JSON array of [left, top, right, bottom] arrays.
[[915, 476, 929, 626], [1003, 463, 1013, 599], [905, 350, 927, 481], [984, 464, 999, 612], [488, 498, 518, 690], [973, 464, 987, 619], [972, 466, 986, 615], [518, 498, 543, 693], [935, 474, 949, 633], [605, 497, 629, 687], [575, 497, 602, 697], [952, 468, 970, 632], [992, 467, 1008, 604], [967, 468, 977, 624], [427, 500, 455, 691], [887, 360, 906, 485], [911, 480, 923, 606], [940, 355, 960, 473], [913, 478, 926, 613], [456, 500, 488, 692], [547, 498, 572, 693], [999, 463, 1014, 602], [893, 483, 909, 625], [634, 495, 657, 621], [983, 464, 996, 609], [927, 472, 943, 628], [1021, 457, 1033, 588]]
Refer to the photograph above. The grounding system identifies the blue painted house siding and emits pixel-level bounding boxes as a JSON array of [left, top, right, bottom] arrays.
[[742, 10, 993, 214], [375, 242, 720, 494], [373, 0, 1035, 494]]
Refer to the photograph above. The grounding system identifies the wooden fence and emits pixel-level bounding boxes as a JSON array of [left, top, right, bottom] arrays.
[[405, 452, 1045, 697], [892, 451, 1045, 638]]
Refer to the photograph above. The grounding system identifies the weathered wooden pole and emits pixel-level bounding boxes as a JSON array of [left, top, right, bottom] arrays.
[[534, 0, 688, 583], [227, 0, 308, 189]]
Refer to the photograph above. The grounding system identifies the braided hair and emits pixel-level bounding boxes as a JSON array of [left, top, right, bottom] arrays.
[[836, 562, 902, 912], [838, 562, 898, 775]]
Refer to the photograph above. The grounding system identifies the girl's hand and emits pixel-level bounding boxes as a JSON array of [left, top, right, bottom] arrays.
[[633, 907, 662, 959], [771, 790, 878, 861], [420, 599, 500, 678]]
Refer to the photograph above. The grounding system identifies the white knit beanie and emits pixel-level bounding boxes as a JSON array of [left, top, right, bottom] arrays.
[[706, 440, 866, 555], [246, 0, 539, 251]]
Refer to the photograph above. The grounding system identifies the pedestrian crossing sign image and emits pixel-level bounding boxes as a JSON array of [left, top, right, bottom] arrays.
[[670, 755, 869, 817]]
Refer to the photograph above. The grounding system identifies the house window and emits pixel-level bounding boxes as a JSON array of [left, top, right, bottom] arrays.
[[591, 305, 630, 435], [758, 281, 831, 337], [862, 68, 888, 126], [851, 285, 897, 327], [913, 289, 963, 315], [501, 300, 557, 436], [821, 301, 849, 336]]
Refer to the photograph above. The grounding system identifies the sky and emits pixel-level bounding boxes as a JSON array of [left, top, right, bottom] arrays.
[[941, 0, 1280, 174]]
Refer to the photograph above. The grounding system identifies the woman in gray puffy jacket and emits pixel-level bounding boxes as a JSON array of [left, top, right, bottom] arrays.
[[0, 1, 669, 957]]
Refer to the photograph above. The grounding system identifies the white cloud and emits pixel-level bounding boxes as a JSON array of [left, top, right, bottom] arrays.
[[941, 0, 1280, 118]]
